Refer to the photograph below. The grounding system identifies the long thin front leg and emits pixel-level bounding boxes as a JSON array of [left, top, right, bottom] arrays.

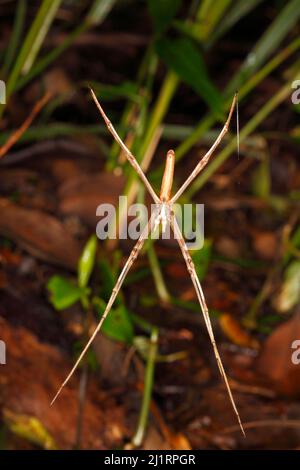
[[90, 89, 160, 204], [171, 215, 245, 436], [51, 218, 154, 405], [171, 93, 237, 203]]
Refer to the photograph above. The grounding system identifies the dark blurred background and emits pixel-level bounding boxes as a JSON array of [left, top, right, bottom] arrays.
[[0, 0, 300, 450]]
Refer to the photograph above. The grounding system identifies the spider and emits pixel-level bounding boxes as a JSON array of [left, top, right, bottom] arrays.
[[51, 89, 244, 435]]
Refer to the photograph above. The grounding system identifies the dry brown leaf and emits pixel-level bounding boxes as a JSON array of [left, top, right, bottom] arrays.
[[58, 172, 125, 227], [256, 311, 300, 397], [0, 198, 81, 269], [0, 316, 125, 449]]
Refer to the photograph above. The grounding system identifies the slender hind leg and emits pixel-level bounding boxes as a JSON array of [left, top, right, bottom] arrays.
[[171, 214, 245, 436], [51, 217, 155, 405]]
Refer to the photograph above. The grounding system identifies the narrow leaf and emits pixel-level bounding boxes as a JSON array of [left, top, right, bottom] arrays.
[[78, 235, 97, 289], [208, 0, 263, 46], [6, 0, 62, 100], [86, 0, 117, 26], [227, 0, 300, 94], [2, 0, 26, 76], [21, 0, 62, 75], [148, 0, 182, 34], [156, 37, 222, 116], [86, 80, 140, 103], [196, 0, 232, 41]]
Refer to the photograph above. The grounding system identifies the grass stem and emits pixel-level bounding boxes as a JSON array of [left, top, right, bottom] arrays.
[[131, 327, 158, 448], [147, 242, 171, 304]]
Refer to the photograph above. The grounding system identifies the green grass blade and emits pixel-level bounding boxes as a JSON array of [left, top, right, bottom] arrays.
[[131, 327, 159, 448], [185, 63, 300, 198], [208, 0, 264, 46], [21, 0, 62, 75], [15, 23, 86, 92], [15, 0, 117, 92], [156, 36, 223, 116], [138, 71, 178, 159], [196, 0, 232, 41], [2, 0, 26, 76], [4, 0, 62, 104], [147, 0, 182, 34], [173, 36, 300, 163], [86, 0, 117, 25], [226, 0, 300, 94]]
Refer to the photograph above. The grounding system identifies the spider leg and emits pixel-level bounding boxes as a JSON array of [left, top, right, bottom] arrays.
[[90, 89, 160, 204], [51, 216, 155, 405], [171, 214, 245, 436], [171, 93, 237, 203]]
